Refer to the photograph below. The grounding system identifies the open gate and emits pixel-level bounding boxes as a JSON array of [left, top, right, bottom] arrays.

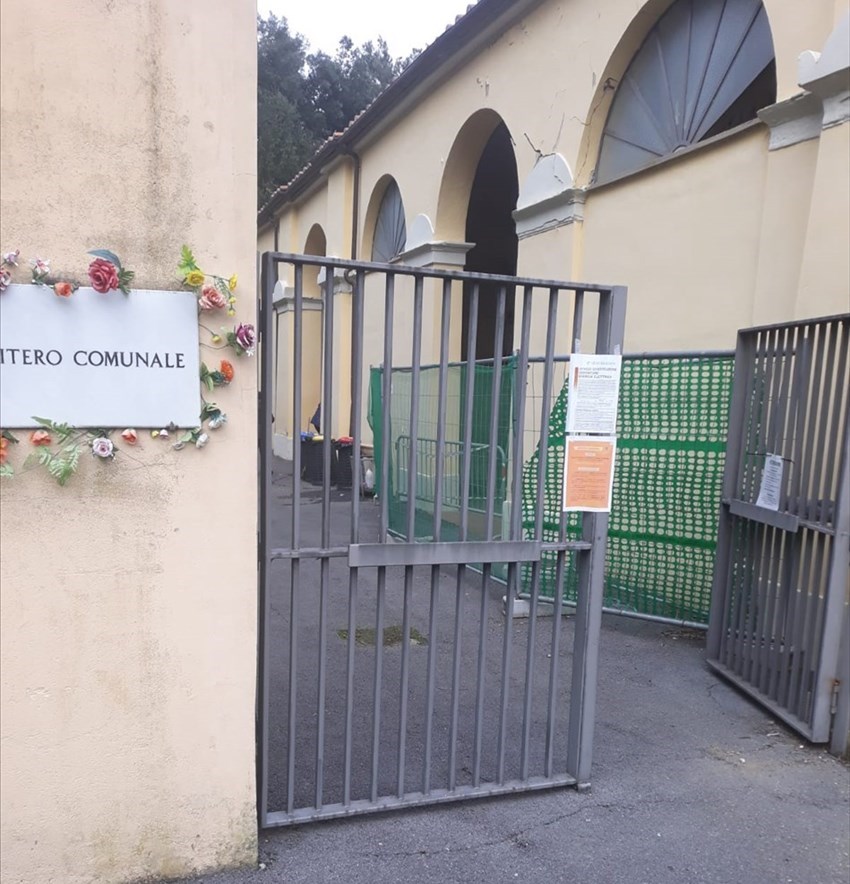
[[257, 253, 626, 826], [707, 314, 850, 745]]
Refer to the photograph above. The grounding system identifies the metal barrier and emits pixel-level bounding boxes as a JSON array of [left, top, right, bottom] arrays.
[[258, 252, 627, 827], [707, 314, 850, 747], [394, 435, 506, 512]]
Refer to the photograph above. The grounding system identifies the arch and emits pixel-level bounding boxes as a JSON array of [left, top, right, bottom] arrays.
[[462, 120, 519, 361], [362, 176, 407, 263], [576, 0, 776, 186], [435, 108, 507, 242], [302, 223, 327, 299]]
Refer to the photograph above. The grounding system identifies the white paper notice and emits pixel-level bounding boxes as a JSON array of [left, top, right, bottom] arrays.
[[755, 453, 784, 511], [565, 353, 622, 436]]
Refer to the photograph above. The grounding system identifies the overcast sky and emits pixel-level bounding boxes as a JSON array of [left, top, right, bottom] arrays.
[[258, 1, 475, 58]]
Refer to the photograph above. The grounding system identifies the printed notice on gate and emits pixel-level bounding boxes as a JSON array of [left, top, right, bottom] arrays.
[[565, 353, 622, 436], [755, 453, 784, 511], [563, 437, 617, 512]]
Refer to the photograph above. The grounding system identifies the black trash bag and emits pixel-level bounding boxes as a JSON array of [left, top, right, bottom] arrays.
[[310, 403, 321, 433]]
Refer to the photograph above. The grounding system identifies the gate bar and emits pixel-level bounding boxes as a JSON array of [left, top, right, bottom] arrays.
[[397, 275, 424, 798], [447, 282, 478, 791], [286, 262, 305, 815], [472, 284, 506, 786], [370, 273, 395, 803], [519, 285, 559, 781], [566, 285, 627, 786], [265, 774, 578, 828], [422, 278, 452, 794], [343, 269, 365, 805]]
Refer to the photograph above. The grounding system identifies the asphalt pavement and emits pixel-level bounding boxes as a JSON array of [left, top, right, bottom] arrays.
[[168, 461, 849, 884]]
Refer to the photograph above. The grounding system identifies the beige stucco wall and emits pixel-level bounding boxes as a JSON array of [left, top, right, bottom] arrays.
[[0, 2, 258, 883]]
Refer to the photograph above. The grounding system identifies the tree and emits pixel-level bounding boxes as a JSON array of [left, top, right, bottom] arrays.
[[304, 37, 409, 136], [257, 15, 417, 205]]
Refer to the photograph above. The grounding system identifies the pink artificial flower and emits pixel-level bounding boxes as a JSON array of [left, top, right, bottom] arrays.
[[121, 428, 138, 445], [91, 437, 114, 458], [198, 284, 228, 311], [88, 258, 120, 293]]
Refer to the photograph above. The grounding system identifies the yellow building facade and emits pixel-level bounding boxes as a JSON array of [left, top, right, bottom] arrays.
[[258, 0, 850, 452]]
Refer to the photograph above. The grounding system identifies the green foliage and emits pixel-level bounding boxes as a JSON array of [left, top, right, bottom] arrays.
[[178, 245, 199, 277], [25, 442, 84, 486], [33, 416, 73, 442], [0, 464, 13, 479], [256, 14, 417, 204], [87, 248, 123, 268]]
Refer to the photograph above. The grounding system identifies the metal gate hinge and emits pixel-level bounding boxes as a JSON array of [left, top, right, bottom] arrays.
[[830, 680, 841, 716]]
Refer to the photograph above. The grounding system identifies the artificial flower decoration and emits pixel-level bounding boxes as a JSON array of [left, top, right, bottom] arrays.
[[91, 437, 114, 458], [226, 322, 256, 356], [53, 281, 77, 298], [87, 249, 134, 295], [0, 249, 19, 293], [198, 284, 228, 311], [29, 257, 50, 284], [177, 246, 238, 316], [200, 361, 234, 390], [0, 245, 242, 483]]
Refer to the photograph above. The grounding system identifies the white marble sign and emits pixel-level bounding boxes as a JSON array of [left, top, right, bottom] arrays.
[[0, 284, 201, 427]]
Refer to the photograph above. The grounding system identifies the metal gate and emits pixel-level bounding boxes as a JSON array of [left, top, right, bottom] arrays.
[[257, 253, 626, 827], [707, 314, 850, 743]]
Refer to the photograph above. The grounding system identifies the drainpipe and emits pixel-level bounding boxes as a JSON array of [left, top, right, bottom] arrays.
[[344, 147, 361, 436]]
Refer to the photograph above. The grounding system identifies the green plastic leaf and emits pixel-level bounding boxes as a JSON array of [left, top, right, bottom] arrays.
[[0, 464, 13, 478], [87, 249, 122, 269], [180, 245, 197, 270]]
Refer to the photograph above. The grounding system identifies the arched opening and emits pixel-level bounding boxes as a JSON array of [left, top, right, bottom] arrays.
[[372, 180, 407, 263], [303, 223, 327, 298], [362, 175, 408, 262], [462, 121, 519, 360], [592, 0, 776, 184]]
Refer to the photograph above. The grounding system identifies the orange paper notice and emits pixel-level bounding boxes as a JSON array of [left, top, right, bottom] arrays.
[[562, 437, 617, 512]]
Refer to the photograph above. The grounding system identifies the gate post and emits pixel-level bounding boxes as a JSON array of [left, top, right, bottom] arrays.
[[566, 285, 627, 787], [256, 250, 276, 826]]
